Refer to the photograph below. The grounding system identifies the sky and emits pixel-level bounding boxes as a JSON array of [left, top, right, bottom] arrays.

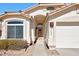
[[0, 3, 37, 15]]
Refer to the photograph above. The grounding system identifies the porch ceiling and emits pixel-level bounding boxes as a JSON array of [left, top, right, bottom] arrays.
[[34, 15, 46, 24]]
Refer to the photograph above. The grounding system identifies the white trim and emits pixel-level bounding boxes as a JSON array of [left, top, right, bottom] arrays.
[[53, 20, 56, 47], [7, 23, 23, 39], [1, 18, 31, 43], [30, 9, 46, 17]]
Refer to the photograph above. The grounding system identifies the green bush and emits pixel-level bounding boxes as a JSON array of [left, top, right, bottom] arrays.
[[0, 40, 28, 50]]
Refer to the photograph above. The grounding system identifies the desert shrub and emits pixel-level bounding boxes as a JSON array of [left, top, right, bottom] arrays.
[[0, 40, 7, 49], [0, 40, 28, 50]]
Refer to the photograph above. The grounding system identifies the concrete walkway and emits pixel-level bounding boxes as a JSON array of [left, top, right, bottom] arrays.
[[31, 37, 79, 56], [0, 37, 79, 56], [32, 37, 48, 56], [56, 48, 79, 56]]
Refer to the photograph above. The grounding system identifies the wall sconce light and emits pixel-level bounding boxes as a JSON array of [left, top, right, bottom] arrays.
[[50, 22, 54, 28], [76, 7, 79, 14]]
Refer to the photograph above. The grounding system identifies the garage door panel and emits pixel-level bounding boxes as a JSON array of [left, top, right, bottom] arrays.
[[56, 22, 79, 26], [56, 41, 79, 48], [56, 25, 79, 48]]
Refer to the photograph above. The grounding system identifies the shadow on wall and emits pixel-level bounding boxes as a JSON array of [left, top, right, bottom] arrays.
[[34, 37, 38, 44]]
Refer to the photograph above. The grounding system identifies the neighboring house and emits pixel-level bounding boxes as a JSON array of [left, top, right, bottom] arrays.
[[0, 3, 79, 50]]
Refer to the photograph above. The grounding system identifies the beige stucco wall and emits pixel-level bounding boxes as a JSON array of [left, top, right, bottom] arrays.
[[47, 10, 79, 48], [1, 18, 31, 43]]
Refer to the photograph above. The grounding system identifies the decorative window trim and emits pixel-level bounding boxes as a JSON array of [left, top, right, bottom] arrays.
[[7, 20, 24, 39], [7, 20, 23, 24]]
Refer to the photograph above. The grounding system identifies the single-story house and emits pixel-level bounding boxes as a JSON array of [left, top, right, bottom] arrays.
[[0, 3, 79, 50]]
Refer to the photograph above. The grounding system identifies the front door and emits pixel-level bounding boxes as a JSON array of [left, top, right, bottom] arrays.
[[35, 24, 43, 37], [38, 27, 43, 37], [37, 24, 43, 37]]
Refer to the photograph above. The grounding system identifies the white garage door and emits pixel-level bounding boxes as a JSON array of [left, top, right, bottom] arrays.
[[56, 22, 79, 48]]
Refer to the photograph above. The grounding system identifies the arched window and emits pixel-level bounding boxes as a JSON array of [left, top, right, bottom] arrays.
[[7, 20, 23, 39]]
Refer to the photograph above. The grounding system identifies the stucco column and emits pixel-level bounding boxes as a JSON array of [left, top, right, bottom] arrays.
[[53, 20, 56, 49], [2, 21, 7, 39], [23, 19, 31, 44], [47, 20, 56, 50], [48, 21, 53, 50], [31, 21, 35, 44]]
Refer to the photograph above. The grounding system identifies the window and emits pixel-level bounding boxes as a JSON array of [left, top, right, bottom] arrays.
[[7, 21, 23, 39], [8, 21, 23, 24]]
